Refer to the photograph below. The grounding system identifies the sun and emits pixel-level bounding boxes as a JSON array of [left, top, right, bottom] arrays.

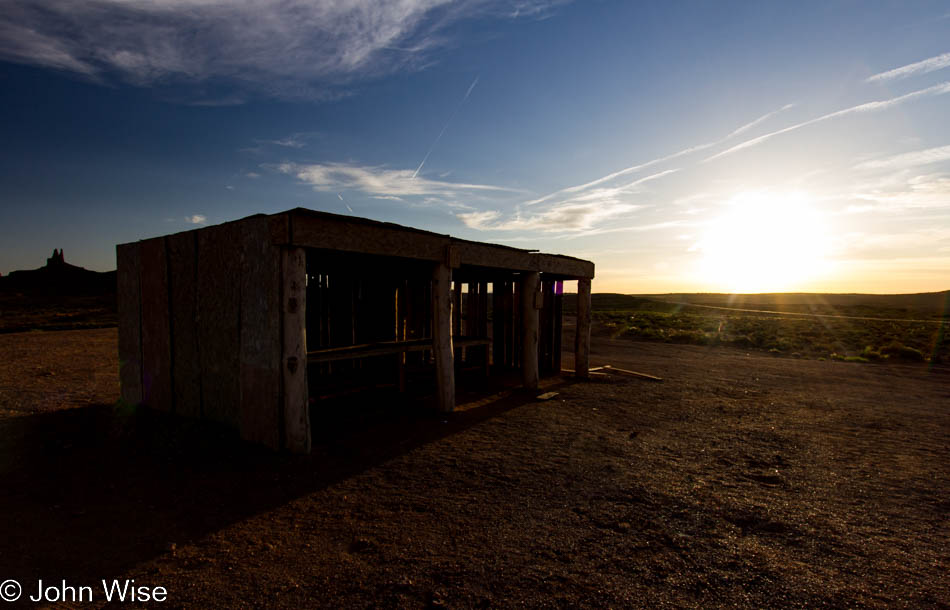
[[696, 191, 830, 293]]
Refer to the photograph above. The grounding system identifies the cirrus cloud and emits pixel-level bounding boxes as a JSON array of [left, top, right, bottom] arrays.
[[0, 0, 568, 100], [274, 161, 520, 198]]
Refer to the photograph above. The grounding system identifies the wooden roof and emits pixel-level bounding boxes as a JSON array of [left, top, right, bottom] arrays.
[[126, 207, 595, 279]]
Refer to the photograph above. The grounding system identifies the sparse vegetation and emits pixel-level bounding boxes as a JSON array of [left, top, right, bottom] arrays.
[[579, 294, 949, 364]]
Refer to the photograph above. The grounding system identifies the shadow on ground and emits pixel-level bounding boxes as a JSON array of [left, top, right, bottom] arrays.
[[0, 376, 557, 592]]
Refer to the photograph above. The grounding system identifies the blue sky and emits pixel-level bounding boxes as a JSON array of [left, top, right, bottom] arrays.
[[1, 1, 949, 293]]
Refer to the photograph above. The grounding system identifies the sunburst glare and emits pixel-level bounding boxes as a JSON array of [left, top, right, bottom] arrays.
[[695, 191, 830, 293]]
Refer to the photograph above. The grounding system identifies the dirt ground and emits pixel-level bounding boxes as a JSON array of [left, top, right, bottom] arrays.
[[0, 326, 948, 608]]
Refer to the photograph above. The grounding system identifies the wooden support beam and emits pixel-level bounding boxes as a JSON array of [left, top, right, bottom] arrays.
[[289, 210, 449, 261], [539, 280, 553, 375], [492, 281, 505, 367], [452, 281, 462, 336], [512, 280, 521, 367], [553, 280, 563, 375], [432, 262, 455, 412], [521, 271, 540, 390], [536, 253, 595, 278], [395, 282, 407, 392], [575, 277, 592, 379], [466, 281, 477, 360], [282, 247, 311, 454], [504, 280, 515, 367]]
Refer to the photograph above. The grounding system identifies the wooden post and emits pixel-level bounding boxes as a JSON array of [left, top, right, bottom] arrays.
[[521, 271, 540, 390], [282, 247, 311, 454], [432, 262, 455, 412], [452, 280, 462, 364], [553, 280, 563, 374], [492, 281, 504, 367], [396, 282, 406, 392], [575, 277, 591, 379]]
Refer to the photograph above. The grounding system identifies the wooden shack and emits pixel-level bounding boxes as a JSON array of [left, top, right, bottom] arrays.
[[116, 208, 594, 453]]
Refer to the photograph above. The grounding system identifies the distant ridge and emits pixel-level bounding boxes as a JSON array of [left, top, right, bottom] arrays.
[[0, 249, 115, 296]]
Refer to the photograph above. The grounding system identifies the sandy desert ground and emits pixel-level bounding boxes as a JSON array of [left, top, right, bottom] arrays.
[[0, 326, 948, 607]]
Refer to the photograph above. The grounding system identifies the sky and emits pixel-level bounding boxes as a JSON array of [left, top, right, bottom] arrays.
[[1, 1, 949, 294]]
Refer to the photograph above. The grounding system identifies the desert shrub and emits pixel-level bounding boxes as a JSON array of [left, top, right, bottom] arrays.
[[844, 355, 869, 363], [729, 335, 754, 348], [593, 297, 948, 363], [880, 341, 926, 362], [667, 329, 707, 344]]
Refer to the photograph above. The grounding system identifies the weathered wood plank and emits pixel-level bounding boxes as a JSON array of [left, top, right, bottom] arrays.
[[453, 241, 535, 271], [167, 231, 200, 418], [537, 254, 594, 279], [197, 223, 241, 427], [575, 277, 592, 379], [282, 247, 311, 454], [139, 237, 173, 412], [521, 271, 540, 390], [116, 242, 143, 406], [432, 262, 455, 412], [239, 217, 282, 450], [290, 211, 448, 261]]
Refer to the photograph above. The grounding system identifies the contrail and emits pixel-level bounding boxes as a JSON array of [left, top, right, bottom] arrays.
[[338, 192, 353, 214], [413, 75, 479, 179]]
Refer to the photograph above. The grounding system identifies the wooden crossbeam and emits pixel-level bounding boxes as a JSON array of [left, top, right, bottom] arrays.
[[307, 337, 490, 364]]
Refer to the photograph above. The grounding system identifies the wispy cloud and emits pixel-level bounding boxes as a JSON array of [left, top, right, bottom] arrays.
[[262, 133, 318, 149], [705, 81, 950, 162], [467, 103, 796, 237], [524, 103, 794, 207], [414, 75, 479, 178], [867, 52, 950, 83], [457, 200, 639, 232], [0, 1, 567, 100], [275, 161, 518, 198], [524, 152, 699, 207], [187, 214, 207, 224], [854, 144, 950, 170], [725, 103, 796, 139], [850, 173, 950, 212], [455, 166, 680, 235]]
